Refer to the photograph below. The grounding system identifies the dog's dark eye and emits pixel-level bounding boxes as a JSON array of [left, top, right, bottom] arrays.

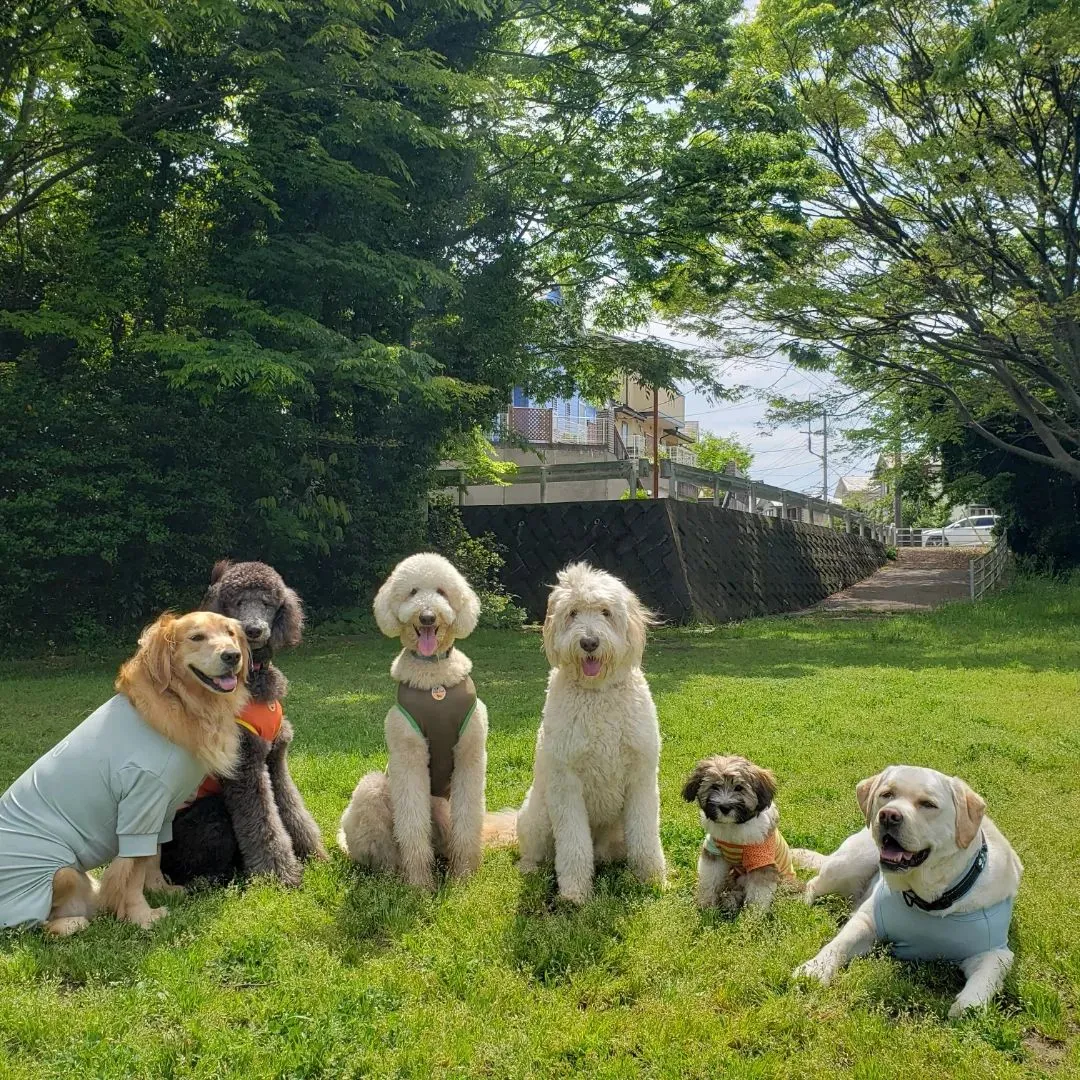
[[878, 790, 893, 800], [409, 588, 418, 596], [733, 783, 744, 793], [569, 609, 577, 619], [918, 799, 938, 810], [190, 633, 206, 642], [602, 608, 612, 618], [437, 588, 447, 597]]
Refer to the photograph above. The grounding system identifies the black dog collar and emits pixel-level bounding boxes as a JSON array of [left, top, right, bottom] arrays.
[[409, 645, 454, 663], [903, 837, 988, 911]]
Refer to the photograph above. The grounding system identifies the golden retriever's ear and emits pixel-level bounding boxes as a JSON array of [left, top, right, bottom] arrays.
[[451, 578, 481, 639], [856, 770, 886, 827], [372, 573, 404, 638], [950, 776, 986, 849], [681, 761, 711, 802], [749, 763, 777, 811], [234, 620, 252, 679], [139, 613, 176, 692]]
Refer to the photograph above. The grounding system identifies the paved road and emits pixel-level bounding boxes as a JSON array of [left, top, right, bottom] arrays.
[[812, 548, 975, 613]]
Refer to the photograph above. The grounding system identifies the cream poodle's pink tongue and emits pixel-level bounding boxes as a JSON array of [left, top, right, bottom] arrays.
[[417, 626, 438, 656], [213, 674, 238, 692], [582, 656, 601, 677]]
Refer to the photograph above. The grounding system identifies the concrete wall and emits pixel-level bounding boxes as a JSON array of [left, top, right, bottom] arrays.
[[461, 499, 886, 624]]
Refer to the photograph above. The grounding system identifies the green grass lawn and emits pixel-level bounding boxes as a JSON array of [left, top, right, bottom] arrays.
[[2, 578, 1079, 1079]]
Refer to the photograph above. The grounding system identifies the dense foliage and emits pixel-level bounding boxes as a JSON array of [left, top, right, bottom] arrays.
[[2, 0, 809, 641], [739, 0, 1080, 482]]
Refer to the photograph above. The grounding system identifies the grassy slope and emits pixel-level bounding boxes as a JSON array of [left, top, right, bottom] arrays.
[[1, 579, 1078, 1078]]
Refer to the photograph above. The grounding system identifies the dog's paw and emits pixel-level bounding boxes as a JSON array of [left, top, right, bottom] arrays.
[[403, 867, 436, 891], [718, 891, 743, 919], [630, 860, 667, 886], [130, 905, 168, 929], [147, 881, 186, 897], [948, 995, 990, 1019], [793, 955, 834, 986], [44, 916, 90, 937], [802, 877, 822, 905], [274, 858, 304, 888]]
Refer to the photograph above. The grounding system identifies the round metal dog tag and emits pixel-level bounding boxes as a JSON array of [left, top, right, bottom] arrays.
[[431, 685, 446, 701]]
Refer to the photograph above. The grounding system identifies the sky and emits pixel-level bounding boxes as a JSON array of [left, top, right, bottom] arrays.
[[638, 323, 878, 496]]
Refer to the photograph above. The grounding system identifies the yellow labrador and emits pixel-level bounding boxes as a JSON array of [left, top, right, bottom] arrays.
[[793, 765, 1022, 1016]]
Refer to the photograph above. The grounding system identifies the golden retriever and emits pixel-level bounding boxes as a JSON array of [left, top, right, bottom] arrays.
[[0, 611, 248, 934]]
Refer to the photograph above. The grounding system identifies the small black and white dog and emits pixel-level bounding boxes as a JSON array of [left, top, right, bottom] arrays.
[[160, 560, 325, 886], [681, 755, 797, 915]]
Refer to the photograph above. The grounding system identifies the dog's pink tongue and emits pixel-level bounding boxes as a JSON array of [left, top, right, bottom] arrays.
[[417, 626, 438, 656], [582, 655, 602, 677], [213, 674, 239, 692]]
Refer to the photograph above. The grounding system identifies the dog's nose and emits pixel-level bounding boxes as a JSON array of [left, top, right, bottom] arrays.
[[418, 613, 437, 627], [221, 650, 241, 667], [879, 806, 903, 826], [580, 636, 599, 654], [244, 622, 267, 640]]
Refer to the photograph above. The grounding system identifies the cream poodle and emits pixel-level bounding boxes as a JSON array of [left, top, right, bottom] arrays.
[[337, 553, 492, 888], [516, 563, 666, 903]]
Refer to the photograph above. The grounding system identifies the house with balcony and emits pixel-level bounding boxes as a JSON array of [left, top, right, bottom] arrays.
[[444, 378, 701, 505]]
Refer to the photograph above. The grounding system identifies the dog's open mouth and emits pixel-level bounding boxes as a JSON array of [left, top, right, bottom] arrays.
[[415, 624, 439, 657], [581, 654, 602, 677], [190, 666, 239, 693], [879, 833, 930, 871]]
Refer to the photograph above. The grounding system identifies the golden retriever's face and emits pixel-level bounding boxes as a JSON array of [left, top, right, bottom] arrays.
[[682, 755, 777, 824], [140, 611, 248, 696], [542, 563, 651, 683], [372, 553, 480, 655], [857, 765, 986, 875]]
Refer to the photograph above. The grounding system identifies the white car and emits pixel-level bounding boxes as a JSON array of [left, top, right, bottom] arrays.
[[921, 514, 999, 547]]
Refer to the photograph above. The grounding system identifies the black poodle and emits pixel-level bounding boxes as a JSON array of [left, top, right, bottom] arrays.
[[160, 560, 326, 886]]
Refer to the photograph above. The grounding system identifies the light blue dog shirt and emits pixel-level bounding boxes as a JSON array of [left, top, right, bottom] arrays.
[[0, 695, 208, 928], [872, 846, 1014, 962]]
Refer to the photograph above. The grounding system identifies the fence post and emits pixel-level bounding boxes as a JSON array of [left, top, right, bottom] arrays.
[[539, 466, 547, 505], [969, 557, 976, 600], [713, 474, 721, 507], [669, 459, 678, 500], [457, 469, 466, 507], [627, 459, 636, 498]]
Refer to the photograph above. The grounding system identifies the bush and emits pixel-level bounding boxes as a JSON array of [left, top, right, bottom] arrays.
[[426, 496, 527, 628]]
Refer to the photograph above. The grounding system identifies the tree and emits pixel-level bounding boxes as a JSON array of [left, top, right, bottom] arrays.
[[741, 0, 1080, 480], [694, 431, 754, 474]]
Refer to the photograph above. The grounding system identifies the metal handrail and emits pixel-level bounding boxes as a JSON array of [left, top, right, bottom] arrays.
[[969, 536, 1011, 600]]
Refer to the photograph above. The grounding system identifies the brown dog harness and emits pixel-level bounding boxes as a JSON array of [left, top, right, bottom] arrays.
[[395, 677, 477, 798]]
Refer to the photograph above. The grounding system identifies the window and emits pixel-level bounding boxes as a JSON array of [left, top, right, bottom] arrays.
[[621, 422, 629, 443], [951, 518, 971, 529], [974, 517, 996, 527]]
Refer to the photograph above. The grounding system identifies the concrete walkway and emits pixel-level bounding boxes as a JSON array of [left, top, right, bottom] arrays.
[[811, 548, 975, 613]]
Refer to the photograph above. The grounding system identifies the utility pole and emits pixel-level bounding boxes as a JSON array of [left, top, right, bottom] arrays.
[[893, 436, 903, 529], [820, 408, 828, 501], [652, 386, 660, 500], [807, 405, 829, 502]]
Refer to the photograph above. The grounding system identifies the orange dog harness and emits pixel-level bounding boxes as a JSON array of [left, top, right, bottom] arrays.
[[190, 701, 283, 801]]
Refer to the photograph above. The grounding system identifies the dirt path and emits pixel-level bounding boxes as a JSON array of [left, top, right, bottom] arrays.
[[810, 547, 976, 613]]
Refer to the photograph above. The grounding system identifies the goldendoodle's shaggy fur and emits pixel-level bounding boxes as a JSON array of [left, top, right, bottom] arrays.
[[160, 561, 325, 888], [516, 563, 666, 904], [337, 553, 495, 889]]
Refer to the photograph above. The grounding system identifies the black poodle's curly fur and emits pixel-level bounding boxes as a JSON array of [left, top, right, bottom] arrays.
[[160, 560, 326, 887]]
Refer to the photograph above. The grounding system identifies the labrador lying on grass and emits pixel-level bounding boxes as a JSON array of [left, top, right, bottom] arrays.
[[794, 765, 1022, 1016], [0, 611, 247, 934]]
